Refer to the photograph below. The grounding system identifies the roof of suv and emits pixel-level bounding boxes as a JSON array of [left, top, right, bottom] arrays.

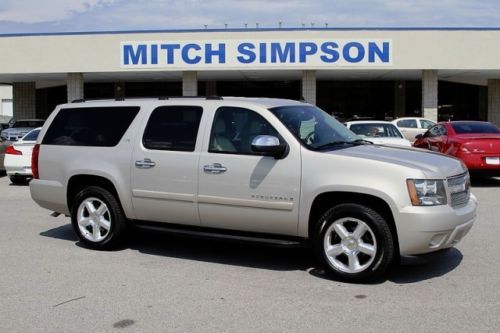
[[64, 97, 307, 109]]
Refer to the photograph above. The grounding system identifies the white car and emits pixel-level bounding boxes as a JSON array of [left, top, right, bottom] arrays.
[[392, 117, 436, 142], [4, 127, 41, 184], [345, 121, 412, 147]]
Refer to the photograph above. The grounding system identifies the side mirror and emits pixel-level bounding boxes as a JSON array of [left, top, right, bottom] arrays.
[[251, 135, 287, 158], [415, 134, 423, 140]]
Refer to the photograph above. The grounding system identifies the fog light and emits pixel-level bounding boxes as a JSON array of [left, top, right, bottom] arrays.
[[429, 233, 447, 248]]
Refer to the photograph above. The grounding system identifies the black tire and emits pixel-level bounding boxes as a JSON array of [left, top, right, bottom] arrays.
[[313, 203, 394, 282], [71, 186, 128, 250], [9, 175, 28, 184]]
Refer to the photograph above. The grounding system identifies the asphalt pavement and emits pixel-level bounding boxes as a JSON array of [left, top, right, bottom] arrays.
[[0, 174, 499, 332]]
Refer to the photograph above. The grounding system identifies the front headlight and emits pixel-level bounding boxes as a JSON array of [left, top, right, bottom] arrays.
[[407, 179, 447, 206]]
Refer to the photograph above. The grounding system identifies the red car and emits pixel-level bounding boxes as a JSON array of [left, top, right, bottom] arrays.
[[413, 121, 500, 175]]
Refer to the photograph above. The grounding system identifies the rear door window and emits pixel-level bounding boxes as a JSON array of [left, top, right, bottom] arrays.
[[142, 106, 203, 151], [42, 107, 140, 146], [397, 119, 418, 128]]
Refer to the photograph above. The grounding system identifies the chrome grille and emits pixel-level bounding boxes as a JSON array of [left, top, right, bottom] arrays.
[[447, 172, 470, 207]]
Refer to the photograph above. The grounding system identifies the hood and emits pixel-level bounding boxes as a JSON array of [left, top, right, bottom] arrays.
[[323, 144, 466, 178], [3, 127, 34, 133]]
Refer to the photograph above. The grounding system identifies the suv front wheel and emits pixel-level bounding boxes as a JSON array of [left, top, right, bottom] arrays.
[[314, 203, 394, 281], [71, 186, 127, 250]]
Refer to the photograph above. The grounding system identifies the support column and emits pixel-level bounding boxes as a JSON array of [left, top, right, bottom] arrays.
[[182, 71, 198, 96], [421, 70, 438, 122], [206, 81, 217, 96], [67, 73, 84, 102], [394, 80, 406, 118], [488, 79, 500, 126], [301, 70, 316, 105], [13, 82, 36, 119]]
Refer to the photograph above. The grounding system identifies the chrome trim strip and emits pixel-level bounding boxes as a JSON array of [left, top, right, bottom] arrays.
[[198, 195, 294, 211], [132, 189, 195, 202]]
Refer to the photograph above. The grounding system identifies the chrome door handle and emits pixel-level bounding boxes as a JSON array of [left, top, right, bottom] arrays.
[[135, 158, 156, 169], [203, 163, 227, 174]]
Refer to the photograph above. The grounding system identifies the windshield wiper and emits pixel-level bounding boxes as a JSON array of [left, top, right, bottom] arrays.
[[314, 141, 352, 150], [352, 139, 373, 145], [314, 139, 372, 150]]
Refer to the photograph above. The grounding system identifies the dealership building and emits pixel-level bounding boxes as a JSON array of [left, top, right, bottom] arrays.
[[0, 28, 499, 125]]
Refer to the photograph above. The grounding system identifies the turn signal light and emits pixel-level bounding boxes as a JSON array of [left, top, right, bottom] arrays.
[[5, 145, 22, 155]]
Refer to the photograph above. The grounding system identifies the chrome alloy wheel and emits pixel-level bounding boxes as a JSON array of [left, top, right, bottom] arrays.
[[323, 217, 377, 274], [77, 197, 112, 242]]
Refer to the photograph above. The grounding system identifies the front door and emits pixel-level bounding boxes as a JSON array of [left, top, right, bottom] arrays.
[[131, 105, 204, 225], [197, 106, 301, 236]]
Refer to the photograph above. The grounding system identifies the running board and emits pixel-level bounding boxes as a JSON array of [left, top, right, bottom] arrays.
[[134, 222, 304, 248]]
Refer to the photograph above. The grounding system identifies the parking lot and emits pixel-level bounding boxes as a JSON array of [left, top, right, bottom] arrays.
[[0, 175, 499, 332]]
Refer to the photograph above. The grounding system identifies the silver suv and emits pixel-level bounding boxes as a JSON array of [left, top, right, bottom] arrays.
[[30, 97, 476, 281]]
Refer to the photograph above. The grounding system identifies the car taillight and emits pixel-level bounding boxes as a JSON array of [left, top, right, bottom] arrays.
[[32, 144, 40, 179], [5, 145, 22, 155]]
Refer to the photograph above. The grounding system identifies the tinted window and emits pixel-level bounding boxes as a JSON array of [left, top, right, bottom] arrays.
[[43, 107, 139, 146], [13, 120, 44, 128], [23, 129, 40, 141], [451, 122, 499, 134], [420, 119, 435, 129], [349, 123, 403, 138], [143, 106, 202, 151], [397, 119, 418, 128], [210, 107, 281, 154], [428, 125, 446, 137]]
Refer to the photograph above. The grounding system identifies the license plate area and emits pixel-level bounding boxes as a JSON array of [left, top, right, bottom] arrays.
[[485, 157, 500, 165]]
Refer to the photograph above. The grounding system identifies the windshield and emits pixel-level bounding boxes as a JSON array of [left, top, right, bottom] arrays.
[[13, 120, 44, 128], [349, 123, 403, 138], [269, 105, 360, 150]]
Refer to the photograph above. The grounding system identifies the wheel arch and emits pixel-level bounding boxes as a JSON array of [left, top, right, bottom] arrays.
[[67, 174, 122, 214], [308, 191, 400, 258]]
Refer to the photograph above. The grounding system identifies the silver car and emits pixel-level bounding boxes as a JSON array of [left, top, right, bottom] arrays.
[[0, 119, 45, 141], [30, 98, 476, 282]]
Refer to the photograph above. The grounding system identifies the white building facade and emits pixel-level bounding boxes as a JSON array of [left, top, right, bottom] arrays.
[[0, 28, 499, 124]]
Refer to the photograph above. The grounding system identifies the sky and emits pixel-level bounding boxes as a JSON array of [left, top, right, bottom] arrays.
[[0, 0, 499, 34]]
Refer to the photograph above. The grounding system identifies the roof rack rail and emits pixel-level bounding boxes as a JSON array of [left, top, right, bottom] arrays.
[[71, 96, 223, 103], [158, 96, 223, 100]]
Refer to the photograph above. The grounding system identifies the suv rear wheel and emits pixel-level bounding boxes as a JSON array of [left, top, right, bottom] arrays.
[[313, 203, 394, 281], [71, 186, 127, 249]]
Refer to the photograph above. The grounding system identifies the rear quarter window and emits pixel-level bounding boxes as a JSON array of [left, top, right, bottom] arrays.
[[42, 107, 140, 146], [23, 129, 40, 141]]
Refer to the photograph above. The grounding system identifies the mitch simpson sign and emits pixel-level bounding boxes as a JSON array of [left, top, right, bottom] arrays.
[[120, 39, 392, 68]]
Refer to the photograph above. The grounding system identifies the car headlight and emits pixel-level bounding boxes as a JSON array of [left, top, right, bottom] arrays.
[[407, 179, 447, 206]]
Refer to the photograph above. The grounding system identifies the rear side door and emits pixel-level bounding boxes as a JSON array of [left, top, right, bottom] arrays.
[[197, 106, 301, 236], [396, 119, 420, 141], [131, 105, 204, 225]]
